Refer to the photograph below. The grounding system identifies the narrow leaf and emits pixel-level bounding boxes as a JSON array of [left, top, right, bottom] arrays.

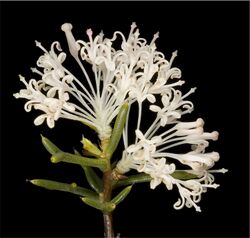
[[111, 185, 132, 205], [81, 197, 116, 213], [81, 137, 102, 157], [171, 171, 198, 180], [41, 135, 61, 155], [51, 151, 108, 171], [29, 179, 98, 198], [73, 149, 103, 194], [113, 171, 198, 189], [113, 173, 151, 188], [82, 167, 103, 193], [106, 103, 128, 159]]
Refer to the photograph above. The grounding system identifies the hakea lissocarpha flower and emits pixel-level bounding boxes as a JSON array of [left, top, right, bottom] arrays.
[[14, 22, 227, 212]]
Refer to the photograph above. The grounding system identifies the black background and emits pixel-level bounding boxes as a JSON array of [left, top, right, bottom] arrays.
[[1, 1, 249, 238]]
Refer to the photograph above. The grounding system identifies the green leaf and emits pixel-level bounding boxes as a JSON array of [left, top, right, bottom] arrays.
[[113, 173, 151, 188], [51, 151, 108, 171], [105, 103, 128, 159], [171, 171, 198, 180], [81, 137, 102, 157], [81, 197, 116, 213], [29, 179, 98, 198], [73, 149, 103, 193], [111, 185, 132, 205], [113, 171, 198, 189], [82, 166, 103, 193], [41, 135, 61, 155]]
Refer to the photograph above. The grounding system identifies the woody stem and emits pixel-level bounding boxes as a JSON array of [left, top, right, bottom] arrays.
[[102, 170, 114, 238]]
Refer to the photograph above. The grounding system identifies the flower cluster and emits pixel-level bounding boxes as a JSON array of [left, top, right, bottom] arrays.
[[14, 22, 227, 212]]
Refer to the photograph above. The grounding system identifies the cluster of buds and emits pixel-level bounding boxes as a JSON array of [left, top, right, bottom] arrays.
[[14, 23, 227, 213]]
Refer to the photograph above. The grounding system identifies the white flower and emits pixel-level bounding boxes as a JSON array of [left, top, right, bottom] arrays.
[[117, 79, 226, 213], [15, 23, 227, 212], [35, 41, 66, 79], [149, 87, 196, 126], [117, 114, 226, 211], [15, 22, 185, 141], [127, 129, 161, 156], [14, 75, 75, 128]]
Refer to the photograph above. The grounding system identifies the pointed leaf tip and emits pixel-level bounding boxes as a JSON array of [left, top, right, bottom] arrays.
[[81, 137, 102, 157], [41, 136, 61, 155], [111, 185, 133, 205], [30, 179, 39, 186]]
